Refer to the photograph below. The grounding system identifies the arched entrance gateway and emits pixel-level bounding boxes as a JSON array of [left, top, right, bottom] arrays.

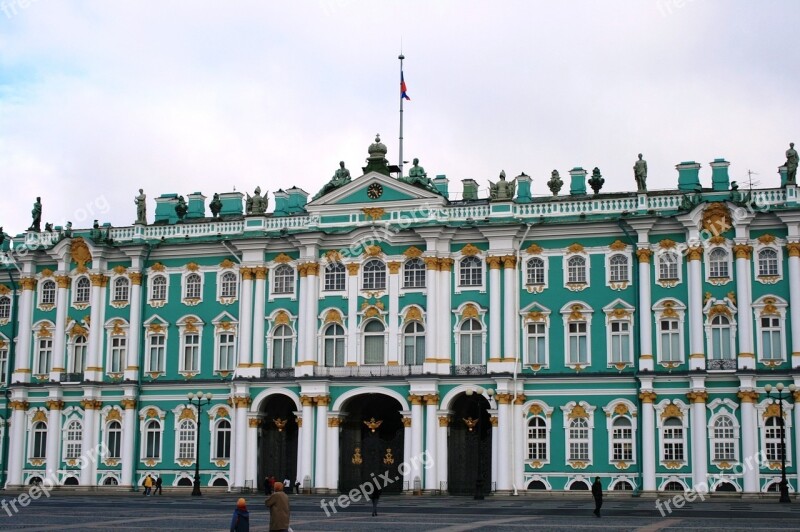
[[258, 394, 298, 491], [448, 392, 492, 495], [338, 394, 404, 493]]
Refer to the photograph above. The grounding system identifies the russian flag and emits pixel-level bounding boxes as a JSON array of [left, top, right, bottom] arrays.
[[401, 71, 410, 100]]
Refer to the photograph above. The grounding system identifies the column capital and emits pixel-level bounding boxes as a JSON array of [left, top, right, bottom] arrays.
[[128, 272, 142, 286], [636, 248, 652, 263], [55, 275, 72, 288], [513, 394, 527, 405], [20, 277, 37, 291], [402, 416, 412, 428], [424, 257, 440, 271], [438, 415, 450, 427], [328, 416, 342, 427], [253, 266, 268, 280], [10, 400, 29, 410], [314, 395, 331, 407], [732, 244, 753, 260], [686, 391, 708, 404], [240, 267, 255, 281], [407, 394, 425, 406], [45, 400, 64, 410], [422, 394, 439, 406], [232, 395, 252, 408], [495, 393, 512, 405], [300, 395, 315, 407], [439, 258, 454, 271], [486, 256, 502, 270], [501, 255, 517, 269], [120, 398, 137, 410], [737, 390, 760, 403], [248, 418, 262, 428], [639, 391, 658, 404], [347, 263, 360, 276], [490, 416, 498, 427], [387, 261, 402, 274], [80, 399, 103, 410], [90, 273, 109, 287], [296, 417, 303, 428], [686, 246, 703, 261], [787, 242, 800, 258]]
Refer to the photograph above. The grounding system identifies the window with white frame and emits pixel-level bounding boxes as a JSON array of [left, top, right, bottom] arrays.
[[459, 256, 482, 287], [609, 320, 632, 364], [74, 277, 90, 304], [526, 257, 545, 286], [403, 258, 426, 289], [710, 315, 733, 360], [662, 417, 684, 461], [69, 335, 87, 374], [709, 248, 729, 278], [30, 421, 47, 459], [403, 322, 425, 365], [220, 271, 238, 299], [609, 255, 628, 283], [146, 333, 165, 373], [659, 251, 679, 281], [527, 417, 548, 461], [0, 345, 7, 384], [568, 418, 590, 461], [567, 322, 588, 364], [459, 318, 483, 365], [182, 333, 200, 372], [362, 260, 387, 290], [106, 420, 122, 459], [0, 296, 10, 320], [217, 332, 236, 371], [63, 420, 82, 460], [35, 337, 52, 375], [113, 277, 129, 303], [567, 256, 586, 284], [214, 419, 231, 460], [758, 248, 779, 277], [108, 336, 126, 373], [271, 325, 293, 368], [659, 319, 681, 362], [526, 322, 546, 365], [760, 316, 783, 360], [177, 419, 196, 460], [612, 417, 633, 461], [363, 320, 385, 365], [273, 264, 295, 294], [151, 275, 167, 301], [185, 273, 202, 300], [40, 280, 56, 306], [712, 415, 736, 461], [764, 417, 785, 461], [324, 324, 345, 367], [144, 419, 161, 459], [324, 262, 346, 291]]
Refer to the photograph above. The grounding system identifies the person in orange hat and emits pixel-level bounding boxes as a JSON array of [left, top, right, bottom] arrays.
[[230, 497, 250, 532]]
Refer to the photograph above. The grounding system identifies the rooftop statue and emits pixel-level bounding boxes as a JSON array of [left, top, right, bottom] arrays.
[[401, 158, 438, 193], [246, 186, 268, 214], [29, 196, 42, 232], [634, 153, 648, 192], [209, 193, 222, 218], [547, 170, 563, 197], [175, 195, 188, 222], [135, 188, 147, 225], [313, 161, 353, 200], [786, 142, 798, 185], [489, 170, 515, 201]]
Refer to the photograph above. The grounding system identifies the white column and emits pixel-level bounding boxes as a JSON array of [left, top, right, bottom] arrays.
[[234, 399, 248, 487], [327, 414, 340, 491], [423, 258, 437, 369], [687, 248, 705, 370], [496, 396, 510, 490], [124, 274, 142, 381], [299, 397, 314, 490], [491, 414, 499, 490], [436, 415, 448, 493], [438, 260, 452, 368], [85, 275, 107, 381], [637, 249, 654, 371], [488, 258, 502, 363], [45, 399, 62, 481], [388, 262, 400, 365], [251, 267, 267, 369], [237, 268, 254, 372], [50, 276, 69, 380], [640, 391, 657, 492], [246, 416, 258, 490], [296, 267, 308, 370], [787, 244, 800, 367], [306, 263, 320, 368], [734, 245, 755, 369], [79, 400, 99, 485], [688, 391, 708, 489], [410, 396, 424, 483], [513, 397, 525, 490], [502, 258, 518, 362], [738, 391, 758, 493], [424, 395, 438, 490], [346, 264, 359, 366], [13, 277, 35, 382], [794, 390, 800, 495], [7, 401, 27, 486], [120, 398, 137, 487], [314, 396, 329, 488]]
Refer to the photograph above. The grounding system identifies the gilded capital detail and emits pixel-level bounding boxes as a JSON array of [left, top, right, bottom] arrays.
[[686, 391, 708, 404], [486, 256, 502, 270], [120, 399, 137, 410], [686, 246, 703, 261], [737, 390, 759, 403], [786, 242, 800, 258], [636, 248, 652, 263], [639, 391, 657, 404], [732, 244, 753, 260]]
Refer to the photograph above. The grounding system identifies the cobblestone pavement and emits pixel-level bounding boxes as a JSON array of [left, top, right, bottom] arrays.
[[1, 493, 799, 531]]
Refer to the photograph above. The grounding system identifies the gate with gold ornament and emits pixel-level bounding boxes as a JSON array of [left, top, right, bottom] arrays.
[[447, 393, 492, 495], [258, 394, 298, 492]]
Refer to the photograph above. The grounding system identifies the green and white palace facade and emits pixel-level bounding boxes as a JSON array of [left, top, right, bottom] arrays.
[[1, 137, 800, 496]]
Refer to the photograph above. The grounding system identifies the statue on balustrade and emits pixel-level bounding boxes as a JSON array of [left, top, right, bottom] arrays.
[[634, 153, 648, 192], [401, 158, 438, 193], [489, 170, 516, 201], [313, 162, 352, 200], [246, 186, 268, 214], [175, 195, 188, 222], [135, 188, 147, 224], [210, 193, 222, 218], [786, 142, 798, 185], [29, 197, 42, 232]]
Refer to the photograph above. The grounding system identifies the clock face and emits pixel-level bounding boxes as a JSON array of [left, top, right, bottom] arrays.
[[367, 183, 384, 199]]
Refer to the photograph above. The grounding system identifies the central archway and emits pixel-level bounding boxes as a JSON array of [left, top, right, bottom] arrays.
[[258, 394, 298, 492], [448, 392, 492, 495], [338, 393, 404, 494]]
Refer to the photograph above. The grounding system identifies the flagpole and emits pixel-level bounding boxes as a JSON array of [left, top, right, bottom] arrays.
[[398, 53, 405, 177]]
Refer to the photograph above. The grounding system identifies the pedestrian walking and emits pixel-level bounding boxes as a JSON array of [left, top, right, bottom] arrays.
[[265, 482, 291, 532], [268, 475, 275, 495], [592, 476, 603, 517], [294, 481, 300, 495], [230, 497, 250, 532], [283, 478, 291, 493], [154, 475, 163, 495], [371, 487, 382, 516], [142, 474, 153, 496]]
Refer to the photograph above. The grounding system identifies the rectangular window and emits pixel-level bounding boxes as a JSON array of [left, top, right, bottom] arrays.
[[36, 339, 52, 375], [218, 333, 235, 370], [567, 322, 587, 364], [660, 320, 681, 362], [147, 335, 165, 373], [183, 334, 199, 372], [761, 317, 782, 360], [107, 428, 122, 459], [613, 429, 633, 461], [664, 428, 684, 461], [325, 337, 344, 367], [403, 335, 425, 366], [324, 265, 346, 291], [526, 323, 546, 365], [610, 321, 631, 363], [109, 337, 126, 373], [0, 348, 7, 385]]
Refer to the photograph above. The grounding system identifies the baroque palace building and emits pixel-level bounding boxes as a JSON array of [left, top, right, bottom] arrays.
[[0, 135, 799, 496]]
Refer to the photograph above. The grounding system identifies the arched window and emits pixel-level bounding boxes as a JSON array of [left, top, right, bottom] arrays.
[[362, 260, 386, 290], [609, 255, 628, 283], [613, 481, 633, 491], [567, 256, 586, 284], [459, 256, 482, 287], [106, 420, 122, 459], [113, 277, 130, 302], [75, 277, 91, 304], [526, 257, 545, 286], [151, 276, 167, 301], [664, 481, 684, 492], [177, 419, 196, 460], [709, 248, 729, 278], [273, 264, 295, 294], [272, 325, 293, 369], [31, 421, 47, 459], [710, 315, 733, 360], [144, 420, 161, 459], [659, 252, 679, 280], [103, 476, 119, 486], [758, 248, 779, 277], [64, 420, 82, 460], [663, 418, 684, 461], [528, 480, 547, 490], [611, 417, 633, 461], [363, 320, 385, 365], [40, 280, 56, 305], [527, 417, 548, 461], [459, 318, 482, 365], [217, 332, 235, 371], [712, 416, 736, 461], [403, 258, 426, 289], [403, 322, 425, 365], [568, 418, 590, 461], [185, 273, 202, 299], [765, 417, 785, 462], [324, 324, 345, 367], [659, 319, 681, 362], [0, 296, 10, 320], [215, 419, 232, 460], [220, 272, 238, 299], [70, 335, 87, 374], [324, 262, 346, 291]]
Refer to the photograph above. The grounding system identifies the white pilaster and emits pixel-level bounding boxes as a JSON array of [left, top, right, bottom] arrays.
[[296, 269, 308, 371], [734, 244, 755, 369], [424, 396, 438, 490], [688, 382, 708, 490], [120, 396, 137, 487], [13, 277, 35, 382], [488, 259, 502, 362], [314, 396, 329, 488], [236, 268, 254, 374], [251, 267, 267, 369], [738, 387, 759, 493], [246, 416, 258, 490], [513, 398, 525, 491], [306, 263, 320, 369], [637, 248, 654, 371], [491, 413, 499, 490], [50, 276, 69, 381], [502, 259, 518, 362], [437, 259, 453, 371], [45, 398, 62, 482], [410, 396, 424, 480], [423, 258, 438, 372], [328, 413, 340, 491], [436, 413, 448, 493], [299, 397, 314, 490], [687, 248, 705, 370], [787, 245, 800, 367], [496, 396, 510, 490], [79, 399, 99, 486], [84, 275, 106, 381], [7, 400, 27, 486], [388, 263, 400, 365], [640, 388, 657, 492], [346, 265, 359, 366], [233, 398, 248, 487], [124, 275, 142, 381]]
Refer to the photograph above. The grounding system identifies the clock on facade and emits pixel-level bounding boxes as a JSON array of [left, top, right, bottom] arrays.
[[367, 183, 384, 199]]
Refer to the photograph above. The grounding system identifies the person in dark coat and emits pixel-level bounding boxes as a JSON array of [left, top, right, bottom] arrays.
[[371, 487, 382, 517], [230, 498, 250, 532], [265, 482, 291, 532], [154, 476, 163, 495], [592, 476, 603, 517]]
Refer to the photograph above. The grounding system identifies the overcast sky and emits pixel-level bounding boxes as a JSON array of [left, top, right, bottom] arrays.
[[1, 1, 798, 236]]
